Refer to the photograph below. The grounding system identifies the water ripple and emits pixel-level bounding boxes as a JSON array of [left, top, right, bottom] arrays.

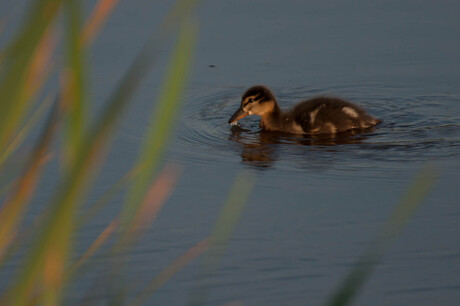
[[170, 86, 460, 172]]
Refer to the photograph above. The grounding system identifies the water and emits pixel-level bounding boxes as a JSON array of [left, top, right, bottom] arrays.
[[176, 86, 460, 171], [2, 0, 460, 305]]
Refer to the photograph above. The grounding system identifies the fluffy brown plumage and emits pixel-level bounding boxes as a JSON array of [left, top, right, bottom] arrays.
[[228, 85, 381, 134]]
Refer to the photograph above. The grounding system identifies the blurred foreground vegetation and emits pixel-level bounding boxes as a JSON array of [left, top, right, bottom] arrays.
[[0, 0, 437, 305]]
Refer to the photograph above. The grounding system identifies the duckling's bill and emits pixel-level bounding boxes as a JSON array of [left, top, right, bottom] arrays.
[[228, 107, 249, 124]]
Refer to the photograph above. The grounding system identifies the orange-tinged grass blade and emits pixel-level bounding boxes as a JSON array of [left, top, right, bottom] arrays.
[[70, 218, 119, 275], [0, 0, 116, 164], [0, 100, 60, 264], [60, 165, 180, 305], [69, 164, 179, 280], [77, 166, 140, 226], [4, 1, 200, 303], [327, 165, 439, 306], [188, 171, 256, 305], [37, 2, 87, 303], [2, 153, 139, 268], [105, 14, 199, 296], [0, 0, 112, 165], [0, 0, 61, 149], [81, 0, 120, 45], [33, 166, 180, 304], [7, 97, 110, 305], [107, 18, 198, 303], [0, 0, 116, 166], [6, 4, 198, 304], [129, 164, 180, 235], [130, 238, 210, 306], [0, 22, 57, 161], [24, 25, 57, 98], [0, 162, 132, 272], [72, 165, 178, 283], [121, 18, 197, 231], [77, 143, 167, 231], [0, 154, 50, 269], [106, 165, 181, 304]]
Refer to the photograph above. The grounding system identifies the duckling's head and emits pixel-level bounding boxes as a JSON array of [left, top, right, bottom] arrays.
[[228, 85, 277, 124]]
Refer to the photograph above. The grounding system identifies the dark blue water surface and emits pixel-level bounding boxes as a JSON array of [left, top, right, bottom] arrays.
[[1, 0, 460, 305]]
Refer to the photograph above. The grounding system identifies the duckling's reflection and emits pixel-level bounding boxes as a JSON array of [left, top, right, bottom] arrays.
[[229, 125, 375, 169], [229, 126, 278, 168]]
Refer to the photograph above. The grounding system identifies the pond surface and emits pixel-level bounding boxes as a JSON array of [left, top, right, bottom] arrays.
[[2, 0, 460, 305]]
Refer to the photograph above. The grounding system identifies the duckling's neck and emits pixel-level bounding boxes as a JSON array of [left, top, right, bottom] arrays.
[[260, 101, 283, 131]]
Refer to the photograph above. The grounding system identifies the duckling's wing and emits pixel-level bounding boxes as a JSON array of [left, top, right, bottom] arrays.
[[293, 97, 381, 133], [291, 99, 330, 133]]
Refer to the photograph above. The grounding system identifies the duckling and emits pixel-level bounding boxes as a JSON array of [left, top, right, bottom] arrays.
[[228, 85, 381, 134]]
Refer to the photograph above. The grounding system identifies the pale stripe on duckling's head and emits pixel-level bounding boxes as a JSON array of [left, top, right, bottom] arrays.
[[242, 85, 276, 104], [242, 100, 275, 116]]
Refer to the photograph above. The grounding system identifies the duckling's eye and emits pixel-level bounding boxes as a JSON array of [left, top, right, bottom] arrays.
[[243, 97, 255, 107]]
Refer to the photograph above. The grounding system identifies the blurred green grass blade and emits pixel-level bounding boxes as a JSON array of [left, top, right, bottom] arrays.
[[70, 164, 179, 282], [77, 167, 139, 226], [0, 164, 133, 272], [61, 0, 87, 170], [0, 94, 54, 168], [382, 167, 438, 238], [108, 19, 197, 304], [0, 98, 60, 266], [39, 1, 87, 303], [0, 156, 31, 200], [0, 0, 117, 167], [327, 166, 439, 306], [7, 2, 200, 304], [0, 0, 61, 148], [0, 200, 46, 271], [0, 0, 116, 165], [121, 18, 197, 229], [0, 27, 57, 168], [187, 171, 256, 306]]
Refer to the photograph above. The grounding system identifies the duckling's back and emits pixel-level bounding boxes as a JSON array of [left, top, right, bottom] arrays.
[[291, 97, 381, 134]]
